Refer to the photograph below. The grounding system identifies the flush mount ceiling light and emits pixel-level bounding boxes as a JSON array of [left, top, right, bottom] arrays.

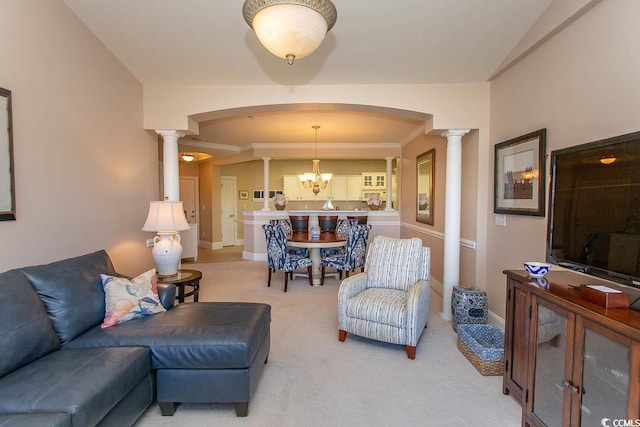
[[242, 0, 337, 65], [181, 153, 195, 162]]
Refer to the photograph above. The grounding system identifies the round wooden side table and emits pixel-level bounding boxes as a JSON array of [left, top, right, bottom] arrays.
[[157, 269, 202, 303]]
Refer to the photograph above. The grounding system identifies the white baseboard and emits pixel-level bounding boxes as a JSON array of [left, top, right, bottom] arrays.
[[198, 240, 213, 249], [243, 251, 267, 261]]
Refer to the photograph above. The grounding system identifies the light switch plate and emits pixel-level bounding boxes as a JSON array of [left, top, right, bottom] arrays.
[[495, 214, 507, 227]]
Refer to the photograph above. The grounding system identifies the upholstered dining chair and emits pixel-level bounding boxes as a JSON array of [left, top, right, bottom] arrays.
[[269, 219, 308, 257], [262, 224, 313, 292], [337, 235, 430, 359], [320, 218, 357, 259], [321, 224, 371, 280]]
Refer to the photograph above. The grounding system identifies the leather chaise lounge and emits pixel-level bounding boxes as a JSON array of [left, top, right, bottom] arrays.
[[0, 250, 270, 426]]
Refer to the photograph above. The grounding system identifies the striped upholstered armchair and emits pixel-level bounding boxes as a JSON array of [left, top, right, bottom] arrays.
[[337, 236, 430, 359]]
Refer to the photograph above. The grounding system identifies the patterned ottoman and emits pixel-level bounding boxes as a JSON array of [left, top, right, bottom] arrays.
[[451, 286, 488, 332], [456, 324, 504, 376]]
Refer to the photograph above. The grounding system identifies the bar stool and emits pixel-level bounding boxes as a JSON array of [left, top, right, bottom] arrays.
[[318, 215, 338, 233], [289, 215, 309, 233], [347, 215, 368, 225]]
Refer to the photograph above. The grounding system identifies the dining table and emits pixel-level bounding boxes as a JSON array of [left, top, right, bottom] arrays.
[[287, 231, 347, 285]]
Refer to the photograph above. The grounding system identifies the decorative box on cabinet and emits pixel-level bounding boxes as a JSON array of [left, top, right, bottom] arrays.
[[503, 270, 640, 427]]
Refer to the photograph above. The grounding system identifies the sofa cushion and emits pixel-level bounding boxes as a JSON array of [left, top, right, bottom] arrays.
[[101, 268, 165, 328], [0, 269, 60, 378], [0, 413, 70, 427], [346, 288, 408, 328], [20, 250, 117, 344], [66, 302, 271, 369], [0, 347, 150, 427]]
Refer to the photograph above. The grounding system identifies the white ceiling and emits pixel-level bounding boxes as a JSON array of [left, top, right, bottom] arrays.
[[62, 0, 552, 161]]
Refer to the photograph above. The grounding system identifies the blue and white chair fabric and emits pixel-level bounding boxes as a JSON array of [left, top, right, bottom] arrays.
[[269, 219, 308, 257], [337, 235, 430, 359], [262, 224, 313, 292], [321, 224, 371, 279], [320, 218, 359, 258]]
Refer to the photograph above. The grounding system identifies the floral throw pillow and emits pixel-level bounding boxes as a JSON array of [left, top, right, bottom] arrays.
[[100, 268, 166, 328]]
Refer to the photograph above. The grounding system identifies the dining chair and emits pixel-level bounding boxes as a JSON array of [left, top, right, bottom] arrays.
[[321, 224, 371, 280], [269, 219, 308, 257], [320, 218, 357, 259], [262, 224, 313, 292]]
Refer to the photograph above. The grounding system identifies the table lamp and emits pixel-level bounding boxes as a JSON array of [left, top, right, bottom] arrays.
[[142, 201, 190, 277]]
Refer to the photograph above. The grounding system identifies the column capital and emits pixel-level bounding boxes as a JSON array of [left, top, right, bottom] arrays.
[[441, 129, 470, 139], [261, 157, 271, 161], [155, 130, 185, 139]]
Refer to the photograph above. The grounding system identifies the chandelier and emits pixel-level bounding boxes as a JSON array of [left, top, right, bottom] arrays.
[[242, 0, 337, 65], [298, 125, 332, 194]]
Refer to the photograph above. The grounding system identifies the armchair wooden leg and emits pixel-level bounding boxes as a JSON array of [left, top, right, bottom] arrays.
[[406, 345, 416, 360], [267, 268, 272, 287], [338, 329, 347, 342], [307, 266, 313, 286], [284, 272, 289, 293]]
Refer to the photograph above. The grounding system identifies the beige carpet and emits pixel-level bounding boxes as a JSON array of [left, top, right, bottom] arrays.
[[135, 261, 521, 427]]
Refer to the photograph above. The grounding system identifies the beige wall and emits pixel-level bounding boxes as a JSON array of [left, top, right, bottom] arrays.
[[487, 0, 640, 318], [400, 132, 479, 294], [0, 1, 158, 275]]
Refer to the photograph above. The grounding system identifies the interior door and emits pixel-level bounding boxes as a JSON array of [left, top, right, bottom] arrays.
[[221, 176, 236, 247], [179, 177, 198, 224]]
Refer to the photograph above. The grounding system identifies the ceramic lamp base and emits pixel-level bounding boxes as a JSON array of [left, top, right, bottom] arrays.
[[151, 233, 183, 277]]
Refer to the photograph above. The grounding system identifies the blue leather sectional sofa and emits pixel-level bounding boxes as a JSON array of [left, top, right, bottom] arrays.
[[0, 251, 271, 426]]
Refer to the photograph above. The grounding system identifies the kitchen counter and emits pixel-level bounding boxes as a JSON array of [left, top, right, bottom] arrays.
[[241, 209, 400, 261]]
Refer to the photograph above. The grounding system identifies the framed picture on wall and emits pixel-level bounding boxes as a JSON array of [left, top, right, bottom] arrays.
[[494, 129, 546, 216], [239, 190, 249, 200], [0, 87, 16, 221]]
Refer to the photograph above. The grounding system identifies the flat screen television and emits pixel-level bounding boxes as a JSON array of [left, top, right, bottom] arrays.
[[547, 130, 640, 289]]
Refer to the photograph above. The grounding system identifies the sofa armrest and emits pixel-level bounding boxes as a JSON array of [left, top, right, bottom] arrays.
[[157, 283, 176, 310], [406, 280, 431, 346]]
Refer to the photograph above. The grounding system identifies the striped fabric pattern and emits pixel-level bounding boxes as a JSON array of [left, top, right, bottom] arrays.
[[337, 236, 431, 349], [364, 236, 426, 291], [347, 288, 408, 327]]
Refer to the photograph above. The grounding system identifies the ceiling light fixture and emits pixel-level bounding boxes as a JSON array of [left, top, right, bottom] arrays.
[[298, 125, 332, 194], [242, 0, 337, 65], [599, 155, 616, 165], [181, 153, 195, 162]]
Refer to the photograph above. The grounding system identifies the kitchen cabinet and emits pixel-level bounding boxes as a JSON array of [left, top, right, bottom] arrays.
[[503, 270, 640, 426], [285, 175, 361, 201], [283, 175, 331, 201], [330, 175, 362, 200], [361, 172, 385, 190]]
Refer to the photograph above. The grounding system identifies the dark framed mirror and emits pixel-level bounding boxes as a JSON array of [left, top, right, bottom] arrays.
[[416, 149, 434, 225], [0, 87, 15, 221]]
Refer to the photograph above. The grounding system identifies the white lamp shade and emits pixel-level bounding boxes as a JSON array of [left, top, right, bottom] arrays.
[[252, 4, 328, 61], [142, 201, 190, 233]]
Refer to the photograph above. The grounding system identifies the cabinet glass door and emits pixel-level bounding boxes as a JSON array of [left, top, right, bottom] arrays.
[[532, 301, 569, 426], [579, 323, 630, 426]]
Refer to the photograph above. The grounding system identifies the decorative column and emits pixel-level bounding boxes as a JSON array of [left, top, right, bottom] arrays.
[[441, 129, 470, 320], [385, 157, 395, 211], [262, 157, 270, 211], [156, 130, 184, 201]]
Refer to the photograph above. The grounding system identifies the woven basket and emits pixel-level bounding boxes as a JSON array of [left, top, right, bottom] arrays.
[[457, 338, 503, 376]]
